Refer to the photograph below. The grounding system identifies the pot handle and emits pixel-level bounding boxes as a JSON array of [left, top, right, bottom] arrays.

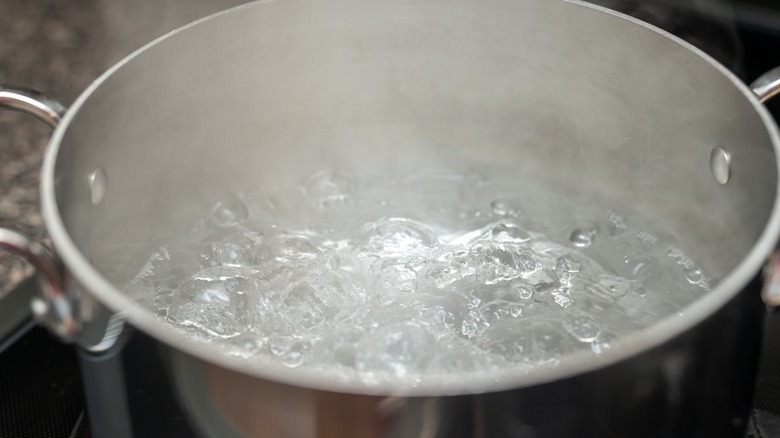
[[0, 86, 79, 341], [749, 70, 780, 308], [0, 86, 66, 127]]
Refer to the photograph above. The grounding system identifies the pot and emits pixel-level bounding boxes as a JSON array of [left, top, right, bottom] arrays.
[[2, 0, 780, 436]]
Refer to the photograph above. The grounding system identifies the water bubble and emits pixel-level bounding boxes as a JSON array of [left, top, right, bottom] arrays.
[[590, 332, 618, 354], [555, 254, 581, 287], [303, 170, 356, 208], [268, 336, 311, 368], [490, 222, 531, 243], [268, 234, 320, 262], [208, 193, 249, 227], [593, 274, 630, 300], [418, 261, 464, 290], [479, 300, 522, 324], [470, 242, 522, 285], [562, 314, 601, 342], [281, 281, 334, 331], [371, 258, 418, 305], [223, 333, 264, 359], [684, 267, 703, 284], [361, 218, 438, 256], [569, 228, 596, 248], [169, 266, 257, 338], [212, 233, 258, 267], [513, 248, 542, 276], [515, 285, 534, 300]]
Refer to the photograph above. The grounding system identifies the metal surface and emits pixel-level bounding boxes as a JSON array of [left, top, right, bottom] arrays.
[[0, 86, 66, 128], [6, 0, 780, 435], [0, 87, 77, 340], [0, 87, 127, 349], [0, 227, 78, 341], [751, 66, 780, 104]]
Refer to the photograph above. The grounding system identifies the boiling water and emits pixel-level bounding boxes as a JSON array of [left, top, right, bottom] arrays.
[[122, 171, 709, 381]]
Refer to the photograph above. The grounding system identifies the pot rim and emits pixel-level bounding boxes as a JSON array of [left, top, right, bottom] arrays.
[[39, 0, 780, 396]]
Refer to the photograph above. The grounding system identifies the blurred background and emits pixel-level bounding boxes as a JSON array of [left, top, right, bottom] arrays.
[[2, 0, 780, 436]]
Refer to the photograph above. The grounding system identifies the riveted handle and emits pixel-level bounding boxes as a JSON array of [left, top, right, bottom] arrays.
[[0, 86, 81, 340]]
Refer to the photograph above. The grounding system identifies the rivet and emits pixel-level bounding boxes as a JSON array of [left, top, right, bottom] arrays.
[[88, 167, 108, 205], [710, 147, 731, 185]]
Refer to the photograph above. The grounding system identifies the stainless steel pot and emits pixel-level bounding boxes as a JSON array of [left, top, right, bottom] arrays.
[[3, 0, 780, 436]]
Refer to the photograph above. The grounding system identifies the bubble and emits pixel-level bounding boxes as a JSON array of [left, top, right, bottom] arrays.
[[222, 333, 264, 359], [418, 262, 463, 290], [268, 336, 311, 368], [562, 314, 601, 342], [479, 300, 522, 324], [533, 322, 572, 356], [208, 193, 249, 227], [490, 222, 531, 243], [590, 332, 618, 354], [569, 228, 596, 248], [592, 274, 631, 300], [303, 170, 357, 208], [513, 248, 542, 277], [268, 234, 320, 262], [355, 322, 435, 377], [360, 218, 439, 256], [371, 258, 418, 305], [212, 233, 259, 267], [411, 302, 459, 335], [555, 254, 581, 287], [684, 267, 702, 284], [280, 281, 335, 331], [515, 285, 534, 300], [470, 242, 525, 285], [169, 266, 257, 338]]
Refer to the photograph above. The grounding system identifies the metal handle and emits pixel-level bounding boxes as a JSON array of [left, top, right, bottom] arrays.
[[0, 86, 80, 340], [0, 86, 67, 127], [748, 70, 780, 307]]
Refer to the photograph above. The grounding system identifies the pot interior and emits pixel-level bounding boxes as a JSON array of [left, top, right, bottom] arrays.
[[45, 0, 779, 392]]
